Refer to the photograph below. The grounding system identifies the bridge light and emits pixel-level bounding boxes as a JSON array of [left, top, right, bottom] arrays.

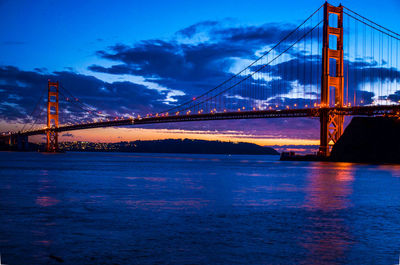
[[238, 108, 241, 112], [253, 107, 256, 111], [269, 106, 272, 110], [286, 106, 290, 109], [193, 97, 196, 100], [305, 104, 308, 108], [275, 105, 278, 108], [361, 100, 364, 104], [242, 107, 245, 110]]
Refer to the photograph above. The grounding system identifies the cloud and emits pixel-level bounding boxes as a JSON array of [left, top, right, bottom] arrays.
[[176, 20, 221, 38], [88, 22, 306, 103], [213, 22, 296, 44], [86, 18, 400, 119], [0, 66, 170, 127], [388, 91, 400, 103]]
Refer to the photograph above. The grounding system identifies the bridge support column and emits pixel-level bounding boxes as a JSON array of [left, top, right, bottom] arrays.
[[319, 2, 344, 156], [46, 81, 59, 152], [9, 134, 16, 147], [46, 129, 58, 152]]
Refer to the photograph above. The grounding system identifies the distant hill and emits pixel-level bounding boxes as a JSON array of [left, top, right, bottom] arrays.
[[60, 139, 280, 155]]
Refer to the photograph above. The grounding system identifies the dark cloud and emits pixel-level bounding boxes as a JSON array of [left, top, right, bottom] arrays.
[[90, 20, 400, 113], [176, 20, 221, 38], [388, 91, 400, 103], [177, 20, 306, 47], [0, 66, 169, 127], [92, 40, 244, 82], [214, 23, 295, 44], [89, 22, 305, 100]]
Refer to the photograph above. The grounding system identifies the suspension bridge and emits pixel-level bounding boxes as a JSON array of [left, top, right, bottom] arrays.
[[1, 2, 400, 156]]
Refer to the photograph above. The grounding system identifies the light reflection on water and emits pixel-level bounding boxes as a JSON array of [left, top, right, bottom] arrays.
[[303, 162, 355, 210], [0, 152, 400, 264], [301, 163, 355, 265]]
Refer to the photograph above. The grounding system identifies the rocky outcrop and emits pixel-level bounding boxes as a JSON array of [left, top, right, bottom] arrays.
[[330, 117, 400, 163]]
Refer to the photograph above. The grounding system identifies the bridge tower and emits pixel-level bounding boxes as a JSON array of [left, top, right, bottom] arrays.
[[319, 2, 344, 156], [46, 80, 59, 152]]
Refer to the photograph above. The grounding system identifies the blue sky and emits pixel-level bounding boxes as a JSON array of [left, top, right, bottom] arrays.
[[0, 0, 399, 146], [1, 0, 399, 72]]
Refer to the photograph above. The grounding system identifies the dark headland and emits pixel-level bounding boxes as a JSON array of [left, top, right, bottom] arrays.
[[281, 116, 400, 164], [330, 117, 400, 163]]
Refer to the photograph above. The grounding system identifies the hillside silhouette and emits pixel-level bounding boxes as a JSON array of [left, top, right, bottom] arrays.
[[61, 139, 279, 155]]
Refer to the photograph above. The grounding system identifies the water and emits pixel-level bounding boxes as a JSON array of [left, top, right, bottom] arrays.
[[0, 152, 400, 264]]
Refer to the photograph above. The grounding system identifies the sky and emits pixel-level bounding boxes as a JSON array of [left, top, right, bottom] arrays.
[[0, 0, 399, 148]]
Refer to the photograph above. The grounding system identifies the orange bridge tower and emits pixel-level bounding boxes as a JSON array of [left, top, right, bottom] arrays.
[[319, 2, 344, 156], [46, 80, 59, 152]]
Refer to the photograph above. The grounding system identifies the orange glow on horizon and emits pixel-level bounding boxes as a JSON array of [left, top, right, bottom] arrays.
[[26, 127, 319, 146]]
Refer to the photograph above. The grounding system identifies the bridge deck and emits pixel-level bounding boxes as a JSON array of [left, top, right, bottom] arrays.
[[2, 105, 400, 137]]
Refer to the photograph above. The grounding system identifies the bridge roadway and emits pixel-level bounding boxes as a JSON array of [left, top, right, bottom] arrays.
[[2, 105, 400, 138]]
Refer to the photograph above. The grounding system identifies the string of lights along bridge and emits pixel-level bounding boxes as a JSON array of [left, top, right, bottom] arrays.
[[1, 2, 400, 156]]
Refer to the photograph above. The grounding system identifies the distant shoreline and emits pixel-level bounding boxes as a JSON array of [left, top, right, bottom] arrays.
[[1, 138, 279, 155], [59, 139, 280, 155]]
